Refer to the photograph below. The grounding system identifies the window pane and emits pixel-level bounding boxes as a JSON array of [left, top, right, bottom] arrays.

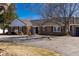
[[19, 27, 22, 32], [53, 27, 56, 32], [57, 27, 61, 32], [53, 26, 61, 32]]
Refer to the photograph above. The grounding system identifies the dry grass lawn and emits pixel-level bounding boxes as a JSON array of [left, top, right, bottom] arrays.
[[0, 42, 61, 56]]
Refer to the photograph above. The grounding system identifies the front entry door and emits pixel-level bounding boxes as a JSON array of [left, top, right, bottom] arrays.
[[33, 27, 39, 34], [35, 27, 38, 34]]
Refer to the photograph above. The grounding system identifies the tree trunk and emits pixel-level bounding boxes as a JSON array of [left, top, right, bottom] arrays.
[[65, 21, 70, 36], [3, 23, 5, 34], [3, 17, 5, 34]]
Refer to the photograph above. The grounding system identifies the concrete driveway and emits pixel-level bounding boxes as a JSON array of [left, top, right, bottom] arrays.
[[19, 36, 79, 56]]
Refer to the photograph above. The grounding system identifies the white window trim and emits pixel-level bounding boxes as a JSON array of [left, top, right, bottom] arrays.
[[53, 26, 61, 32]]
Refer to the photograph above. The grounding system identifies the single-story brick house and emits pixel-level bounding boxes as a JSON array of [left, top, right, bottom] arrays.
[[8, 19, 32, 35], [9, 18, 66, 36], [31, 18, 66, 36], [9, 17, 79, 36], [31, 17, 79, 36]]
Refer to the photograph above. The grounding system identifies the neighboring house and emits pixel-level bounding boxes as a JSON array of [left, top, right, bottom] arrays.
[[8, 19, 32, 35], [69, 17, 79, 36], [31, 18, 66, 36]]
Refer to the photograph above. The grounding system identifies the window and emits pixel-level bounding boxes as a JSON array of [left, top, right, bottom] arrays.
[[53, 26, 61, 32], [19, 27, 22, 32], [53, 27, 56, 32]]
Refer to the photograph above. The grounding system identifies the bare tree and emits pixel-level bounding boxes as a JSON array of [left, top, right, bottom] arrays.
[[23, 3, 58, 20], [55, 3, 79, 34], [24, 3, 79, 34], [36, 3, 58, 20]]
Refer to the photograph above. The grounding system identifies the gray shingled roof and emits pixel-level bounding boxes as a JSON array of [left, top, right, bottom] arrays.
[[21, 20, 32, 26], [31, 18, 64, 26]]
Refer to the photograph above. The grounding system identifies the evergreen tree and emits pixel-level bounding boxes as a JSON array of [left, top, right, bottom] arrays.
[[1, 3, 18, 34]]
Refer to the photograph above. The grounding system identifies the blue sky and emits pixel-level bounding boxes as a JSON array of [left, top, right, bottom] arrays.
[[16, 3, 40, 20]]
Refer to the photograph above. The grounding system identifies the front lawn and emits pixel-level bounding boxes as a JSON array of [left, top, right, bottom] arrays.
[[0, 42, 61, 56]]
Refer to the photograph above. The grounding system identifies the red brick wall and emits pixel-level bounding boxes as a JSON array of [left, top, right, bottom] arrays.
[[39, 26, 66, 36]]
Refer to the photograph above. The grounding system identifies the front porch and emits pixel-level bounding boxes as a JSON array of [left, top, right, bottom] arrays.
[[8, 26, 32, 35]]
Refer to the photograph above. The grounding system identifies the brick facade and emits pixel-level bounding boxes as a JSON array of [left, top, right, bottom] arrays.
[[36, 26, 66, 36]]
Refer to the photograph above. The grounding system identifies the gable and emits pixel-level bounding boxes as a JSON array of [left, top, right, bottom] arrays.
[[10, 19, 26, 27], [22, 20, 32, 26]]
